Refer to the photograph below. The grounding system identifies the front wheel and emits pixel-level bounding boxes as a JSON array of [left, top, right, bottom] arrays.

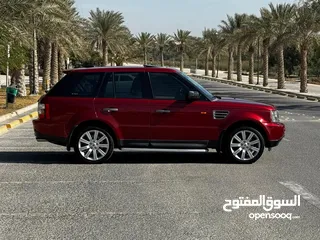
[[74, 126, 114, 164], [224, 126, 265, 164]]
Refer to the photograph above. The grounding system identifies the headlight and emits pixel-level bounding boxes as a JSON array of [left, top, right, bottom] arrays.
[[270, 110, 280, 122]]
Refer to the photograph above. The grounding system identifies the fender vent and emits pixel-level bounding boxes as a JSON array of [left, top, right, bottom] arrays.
[[213, 110, 229, 119]]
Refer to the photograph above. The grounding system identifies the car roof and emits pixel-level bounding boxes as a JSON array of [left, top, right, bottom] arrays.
[[63, 65, 180, 73]]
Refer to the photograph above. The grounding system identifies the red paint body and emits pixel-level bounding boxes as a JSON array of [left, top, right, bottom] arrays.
[[33, 66, 285, 151]]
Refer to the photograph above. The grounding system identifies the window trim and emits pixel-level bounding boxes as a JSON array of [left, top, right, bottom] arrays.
[[147, 72, 208, 101], [97, 71, 151, 99]]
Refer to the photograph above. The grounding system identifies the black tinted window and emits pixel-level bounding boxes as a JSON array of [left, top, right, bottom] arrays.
[[114, 72, 144, 99], [47, 72, 103, 97], [149, 73, 189, 100]]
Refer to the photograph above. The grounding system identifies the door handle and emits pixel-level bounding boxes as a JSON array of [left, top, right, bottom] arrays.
[[156, 109, 171, 113], [102, 108, 118, 113]]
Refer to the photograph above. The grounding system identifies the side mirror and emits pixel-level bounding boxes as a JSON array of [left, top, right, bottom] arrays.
[[187, 91, 200, 101]]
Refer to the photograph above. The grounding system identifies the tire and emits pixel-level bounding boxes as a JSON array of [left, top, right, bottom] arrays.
[[223, 126, 265, 164], [74, 126, 114, 164]]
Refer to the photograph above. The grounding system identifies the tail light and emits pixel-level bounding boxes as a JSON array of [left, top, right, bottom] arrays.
[[38, 103, 50, 119]]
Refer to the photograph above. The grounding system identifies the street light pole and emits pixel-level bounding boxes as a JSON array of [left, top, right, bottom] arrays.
[[5, 44, 10, 109]]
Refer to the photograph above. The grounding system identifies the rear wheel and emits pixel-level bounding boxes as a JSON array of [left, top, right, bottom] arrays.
[[224, 126, 265, 164], [74, 126, 114, 164]]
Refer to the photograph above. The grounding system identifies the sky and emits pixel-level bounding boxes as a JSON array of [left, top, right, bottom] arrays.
[[75, 0, 296, 37]]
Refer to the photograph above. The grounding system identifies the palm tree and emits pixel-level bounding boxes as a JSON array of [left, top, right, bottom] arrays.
[[0, 0, 33, 97], [200, 28, 222, 77], [134, 32, 154, 65], [220, 14, 248, 81], [262, 3, 296, 89], [219, 15, 237, 80], [173, 29, 191, 71], [241, 15, 260, 84], [294, 3, 319, 93], [21, 0, 68, 94], [50, 42, 59, 87], [47, 1, 87, 87], [109, 29, 133, 66], [88, 9, 128, 66], [156, 33, 171, 66], [251, 12, 273, 86], [202, 28, 212, 76]]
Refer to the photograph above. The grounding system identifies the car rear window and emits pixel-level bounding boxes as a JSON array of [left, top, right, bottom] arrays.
[[47, 71, 104, 97]]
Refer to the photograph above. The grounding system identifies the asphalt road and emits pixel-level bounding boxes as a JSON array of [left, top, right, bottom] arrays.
[[0, 79, 319, 239]]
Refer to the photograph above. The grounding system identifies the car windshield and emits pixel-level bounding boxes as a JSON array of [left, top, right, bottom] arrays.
[[179, 72, 216, 101]]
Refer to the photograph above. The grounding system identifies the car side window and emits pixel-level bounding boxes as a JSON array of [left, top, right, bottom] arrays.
[[149, 72, 189, 100], [114, 72, 144, 99], [47, 72, 103, 97]]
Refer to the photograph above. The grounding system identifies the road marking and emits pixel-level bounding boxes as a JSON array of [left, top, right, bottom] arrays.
[[0, 179, 200, 185], [279, 181, 320, 210], [0, 210, 201, 218], [283, 138, 290, 142], [280, 120, 320, 123]]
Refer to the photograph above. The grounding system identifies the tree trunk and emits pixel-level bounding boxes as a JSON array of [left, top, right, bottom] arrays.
[[58, 49, 64, 80], [180, 47, 184, 71], [32, 28, 39, 94], [205, 49, 210, 76], [300, 44, 308, 93], [17, 65, 26, 97], [10, 70, 19, 86], [227, 47, 234, 80], [211, 50, 216, 78], [160, 48, 164, 66], [50, 42, 59, 87], [277, 44, 285, 89], [28, 50, 33, 95], [144, 47, 147, 65], [262, 39, 269, 86], [102, 40, 108, 66], [249, 49, 254, 84], [42, 39, 51, 91], [237, 43, 242, 81]]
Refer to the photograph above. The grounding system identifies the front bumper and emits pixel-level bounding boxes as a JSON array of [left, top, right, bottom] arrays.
[[264, 122, 285, 148]]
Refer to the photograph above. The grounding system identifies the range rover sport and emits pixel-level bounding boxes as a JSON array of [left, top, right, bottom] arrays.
[[32, 65, 285, 164]]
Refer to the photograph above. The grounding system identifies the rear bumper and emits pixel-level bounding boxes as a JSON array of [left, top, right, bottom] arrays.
[[34, 129, 67, 146], [33, 119, 67, 146]]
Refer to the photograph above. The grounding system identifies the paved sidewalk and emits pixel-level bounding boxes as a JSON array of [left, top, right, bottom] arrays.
[[188, 68, 320, 97]]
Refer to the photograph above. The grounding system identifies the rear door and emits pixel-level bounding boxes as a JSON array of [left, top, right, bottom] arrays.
[[94, 69, 151, 147], [44, 71, 104, 138]]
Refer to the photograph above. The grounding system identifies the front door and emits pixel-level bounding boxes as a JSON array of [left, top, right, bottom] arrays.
[[94, 70, 151, 147], [148, 72, 219, 148]]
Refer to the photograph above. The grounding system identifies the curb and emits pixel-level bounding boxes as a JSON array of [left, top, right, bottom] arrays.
[[191, 74, 320, 102], [0, 111, 38, 135], [0, 103, 38, 123]]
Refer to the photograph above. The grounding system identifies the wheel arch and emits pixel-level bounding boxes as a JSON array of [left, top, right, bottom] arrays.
[[218, 120, 268, 152], [67, 120, 119, 150]]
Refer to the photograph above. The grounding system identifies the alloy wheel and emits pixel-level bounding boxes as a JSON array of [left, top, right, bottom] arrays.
[[78, 130, 110, 161], [230, 130, 261, 161]]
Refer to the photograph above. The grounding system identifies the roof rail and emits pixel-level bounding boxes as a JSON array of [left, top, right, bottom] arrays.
[[143, 64, 159, 67]]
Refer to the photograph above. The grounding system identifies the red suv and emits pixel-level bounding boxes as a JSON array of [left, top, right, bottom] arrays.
[[33, 65, 285, 164]]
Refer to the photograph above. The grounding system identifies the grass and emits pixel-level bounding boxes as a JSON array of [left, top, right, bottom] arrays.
[[0, 87, 42, 117]]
